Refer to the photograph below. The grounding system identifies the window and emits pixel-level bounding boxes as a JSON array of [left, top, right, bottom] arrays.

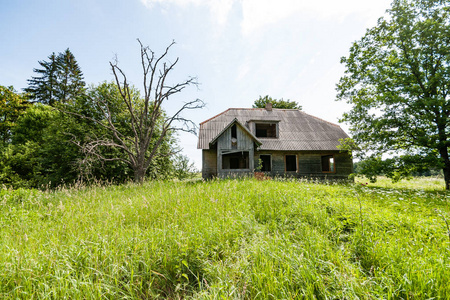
[[230, 157, 239, 169], [259, 155, 271, 172], [321, 155, 335, 172], [231, 124, 237, 138], [231, 124, 237, 149], [285, 155, 297, 172], [255, 123, 277, 138], [222, 152, 249, 169]]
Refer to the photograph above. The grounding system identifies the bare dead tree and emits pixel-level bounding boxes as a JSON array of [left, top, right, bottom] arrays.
[[73, 40, 204, 183]]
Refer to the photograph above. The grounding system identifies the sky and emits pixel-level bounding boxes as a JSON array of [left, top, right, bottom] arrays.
[[0, 0, 392, 169]]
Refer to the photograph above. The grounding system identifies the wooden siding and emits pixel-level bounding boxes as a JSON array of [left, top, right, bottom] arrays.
[[254, 150, 353, 180], [217, 124, 255, 178], [217, 124, 254, 150]]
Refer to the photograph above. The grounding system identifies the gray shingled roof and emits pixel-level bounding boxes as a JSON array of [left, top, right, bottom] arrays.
[[197, 108, 349, 151]]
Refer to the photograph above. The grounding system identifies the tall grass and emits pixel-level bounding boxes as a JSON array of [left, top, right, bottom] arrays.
[[356, 175, 446, 191], [0, 178, 449, 299]]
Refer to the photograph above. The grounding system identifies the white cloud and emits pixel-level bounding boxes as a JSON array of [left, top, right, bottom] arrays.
[[240, 0, 391, 35], [140, 0, 234, 25], [209, 0, 235, 25], [140, 0, 203, 8], [141, 0, 391, 35]]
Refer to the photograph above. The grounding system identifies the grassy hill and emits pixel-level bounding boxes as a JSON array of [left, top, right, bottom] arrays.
[[1, 178, 449, 299]]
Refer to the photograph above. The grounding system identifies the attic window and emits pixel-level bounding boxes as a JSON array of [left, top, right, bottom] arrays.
[[231, 124, 237, 149], [255, 123, 277, 138], [321, 155, 335, 173], [231, 124, 237, 138]]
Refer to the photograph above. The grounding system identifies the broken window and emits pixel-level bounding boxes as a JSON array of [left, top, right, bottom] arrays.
[[231, 124, 237, 138], [255, 123, 277, 138], [222, 151, 249, 169], [285, 155, 297, 172], [231, 124, 237, 149], [259, 155, 271, 172], [321, 155, 335, 172]]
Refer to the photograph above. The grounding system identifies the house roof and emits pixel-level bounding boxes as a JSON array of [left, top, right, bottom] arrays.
[[197, 108, 350, 151]]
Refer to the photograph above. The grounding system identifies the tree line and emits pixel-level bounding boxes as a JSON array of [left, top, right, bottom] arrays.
[[0, 41, 202, 189]]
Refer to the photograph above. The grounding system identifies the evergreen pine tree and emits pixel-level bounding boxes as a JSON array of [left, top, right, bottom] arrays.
[[25, 49, 85, 106], [55, 49, 85, 102], [25, 53, 58, 105]]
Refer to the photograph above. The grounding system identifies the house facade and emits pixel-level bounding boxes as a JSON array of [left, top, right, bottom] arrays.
[[197, 104, 353, 180]]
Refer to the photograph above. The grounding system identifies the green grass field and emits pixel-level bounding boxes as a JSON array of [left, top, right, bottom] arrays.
[[1, 177, 449, 299]]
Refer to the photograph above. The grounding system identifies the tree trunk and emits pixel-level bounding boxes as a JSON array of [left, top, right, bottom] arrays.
[[443, 160, 450, 191], [133, 166, 146, 184], [439, 147, 450, 190]]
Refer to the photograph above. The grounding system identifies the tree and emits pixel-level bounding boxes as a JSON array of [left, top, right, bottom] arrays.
[[71, 40, 204, 183], [337, 0, 450, 189], [55, 49, 86, 102], [0, 104, 59, 188], [71, 82, 177, 182], [25, 49, 85, 105], [25, 53, 58, 105], [0, 86, 29, 144], [252, 95, 302, 109]]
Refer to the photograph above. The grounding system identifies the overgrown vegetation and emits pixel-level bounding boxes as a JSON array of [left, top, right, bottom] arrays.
[[0, 41, 200, 188], [1, 178, 449, 299]]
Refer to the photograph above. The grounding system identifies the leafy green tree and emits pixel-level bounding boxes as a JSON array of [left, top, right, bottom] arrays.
[[25, 49, 85, 105], [0, 86, 29, 144], [0, 82, 188, 188], [171, 154, 198, 180], [0, 104, 58, 187], [252, 95, 302, 109], [337, 0, 450, 189]]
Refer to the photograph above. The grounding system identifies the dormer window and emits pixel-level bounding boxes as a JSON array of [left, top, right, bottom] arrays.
[[255, 123, 277, 138]]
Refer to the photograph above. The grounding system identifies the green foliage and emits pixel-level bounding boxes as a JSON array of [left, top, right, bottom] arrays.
[[171, 154, 198, 180], [77, 82, 177, 181], [25, 49, 85, 105], [0, 179, 449, 298], [0, 82, 194, 188], [2, 42, 198, 187], [0, 104, 83, 188], [252, 95, 302, 109], [0, 86, 29, 144], [337, 0, 450, 188]]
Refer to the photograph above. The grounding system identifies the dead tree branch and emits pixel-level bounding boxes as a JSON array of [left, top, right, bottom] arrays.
[[63, 40, 204, 183]]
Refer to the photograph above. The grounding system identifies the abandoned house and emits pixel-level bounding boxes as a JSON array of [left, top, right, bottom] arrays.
[[197, 103, 353, 180]]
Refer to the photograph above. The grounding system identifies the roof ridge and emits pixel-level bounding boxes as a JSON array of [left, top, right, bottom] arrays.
[[199, 108, 340, 128], [199, 107, 301, 124], [199, 108, 231, 125]]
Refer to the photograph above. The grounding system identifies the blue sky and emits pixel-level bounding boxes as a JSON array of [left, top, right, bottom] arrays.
[[0, 0, 392, 168]]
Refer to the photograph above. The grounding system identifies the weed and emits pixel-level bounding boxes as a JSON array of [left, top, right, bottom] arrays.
[[0, 177, 448, 298]]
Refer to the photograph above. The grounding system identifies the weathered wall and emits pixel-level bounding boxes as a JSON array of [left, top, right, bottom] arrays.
[[202, 149, 217, 179], [254, 150, 353, 180], [217, 124, 254, 151], [216, 124, 255, 178], [202, 120, 353, 180]]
